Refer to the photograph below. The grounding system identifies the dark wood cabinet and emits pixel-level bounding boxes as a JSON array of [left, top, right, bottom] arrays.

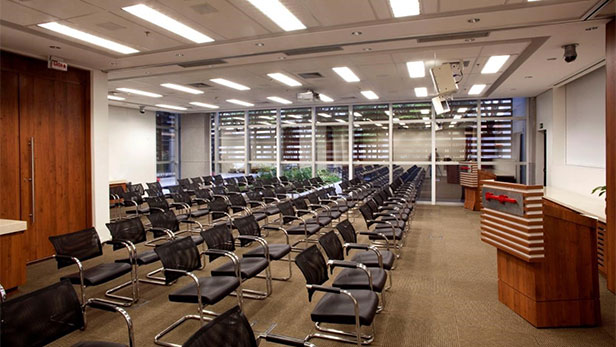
[[0, 51, 91, 287]]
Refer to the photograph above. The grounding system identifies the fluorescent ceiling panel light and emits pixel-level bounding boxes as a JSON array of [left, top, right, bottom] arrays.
[[116, 87, 162, 98], [38, 22, 138, 54], [406, 61, 425, 78], [354, 112, 362, 117], [245, 0, 306, 31], [453, 115, 462, 120], [468, 84, 487, 95], [161, 83, 204, 95], [189, 102, 219, 109], [210, 78, 250, 90], [332, 67, 360, 83], [267, 73, 302, 87], [458, 108, 468, 113], [319, 94, 334, 102], [318, 113, 332, 118], [361, 90, 379, 100], [414, 87, 428, 97], [107, 95, 125, 101], [227, 99, 254, 107], [389, 0, 420, 17], [122, 4, 213, 43], [267, 96, 292, 104], [481, 55, 510, 74], [420, 109, 430, 115], [156, 104, 187, 111], [335, 119, 347, 123]]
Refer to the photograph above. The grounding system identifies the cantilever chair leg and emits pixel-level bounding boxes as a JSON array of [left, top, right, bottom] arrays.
[[307, 321, 376, 346], [256, 251, 293, 281]]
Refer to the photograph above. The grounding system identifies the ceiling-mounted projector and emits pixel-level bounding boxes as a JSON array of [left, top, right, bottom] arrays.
[[297, 90, 317, 101], [430, 63, 459, 96]]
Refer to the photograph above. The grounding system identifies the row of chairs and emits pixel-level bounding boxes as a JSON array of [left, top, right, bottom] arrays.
[[1, 165, 424, 346]]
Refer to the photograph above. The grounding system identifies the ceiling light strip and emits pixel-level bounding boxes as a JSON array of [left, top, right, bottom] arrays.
[[38, 22, 138, 54]]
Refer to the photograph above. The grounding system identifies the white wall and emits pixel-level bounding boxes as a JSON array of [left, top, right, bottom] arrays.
[[91, 71, 110, 240], [108, 105, 157, 186], [535, 67, 606, 200], [180, 113, 210, 178]]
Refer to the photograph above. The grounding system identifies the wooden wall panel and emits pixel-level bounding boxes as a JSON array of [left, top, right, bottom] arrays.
[[606, 18, 615, 294]]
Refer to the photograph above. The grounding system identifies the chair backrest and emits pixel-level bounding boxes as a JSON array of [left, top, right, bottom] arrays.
[[261, 188, 276, 198], [194, 188, 213, 201], [106, 217, 147, 249], [233, 214, 262, 241], [228, 193, 247, 212], [245, 175, 255, 184], [173, 191, 193, 205], [318, 231, 344, 261], [146, 195, 170, 211], [306, 192, 319, 205], [336, 219, 357, 243], [209, 196, 230, 221], [212, 185, 227, 195], [292, 198, 310, 217], [110, 185, 125, 197], [49, 228, 103, 269], [178, 178, 192, 189], [294, 245, 329, 286], [213, 175, 224, 185], [200, 224, 235, 261], [128, 183, 145, 196], [227, 184, 240, 193], [277, 201, 296, 224], [147, 181, 164, 195], [183, 305, 257, 347], [274, 185, 287, 195], [358, 203, 374, 227], [246, 190, 262, 202], [122, 190, 143, 204], [0, 280, 84, 347], [167, 185, 182, 194], [154, 236, 202, 284], [203, 176, 213, 185], [147, 209, 179, 234], [192, 177, 204, 185]]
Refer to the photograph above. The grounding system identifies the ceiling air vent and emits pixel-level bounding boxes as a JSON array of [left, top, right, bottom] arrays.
[[188, 82, 212, 88], [283, 45, 343, 56], [179, 59, 227, 68], [416, 31, 489, 43], [298, 72, 323, 79], [191, 3, 219, 15], [96, 22, 126, 31]]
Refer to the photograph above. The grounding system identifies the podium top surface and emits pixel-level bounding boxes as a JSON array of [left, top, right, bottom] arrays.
[[543, 186, 606, 223]]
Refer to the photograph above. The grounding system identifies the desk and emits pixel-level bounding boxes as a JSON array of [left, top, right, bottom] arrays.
[[0, 219, 28, 290]]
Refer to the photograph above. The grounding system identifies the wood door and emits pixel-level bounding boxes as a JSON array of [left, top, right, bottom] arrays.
[[19, 74, 90, 261], [0, 70, 27, 287]]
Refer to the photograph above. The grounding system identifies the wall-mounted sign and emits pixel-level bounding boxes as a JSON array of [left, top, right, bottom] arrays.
[[48, 56, 67, 71]]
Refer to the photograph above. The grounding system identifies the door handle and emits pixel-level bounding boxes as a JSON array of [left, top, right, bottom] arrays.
[[29, 137, 35, 223]]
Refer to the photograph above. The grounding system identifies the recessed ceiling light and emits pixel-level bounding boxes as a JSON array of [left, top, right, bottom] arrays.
[[481, 55, 510, 74], [363, 47, 372, 51], [414, 87, 428, 97], [319, 94, 334, 102], [245, 0, 306, 31], [332, 67, 360, 82], [49, 45, 61, 49], [406, 61, 425, 78], [175, 53, 184, 57], [467, 18, 480, 23], [267, 96, 292, 104], [255, 42, 265, 47], [122, 4, 214, 43], [161, 83, 204, 95], [361, 90, 379, 100], [227, 99, 254, 107], [107, 95, 125, 101], [278, 56, 286, 60], [525, 76, 533, 79], [189, 102, 219, 109], [156, 104, 187, 111], [38, 22, 138, 54], [465, 38, 476, 43], [389, 0, 420, 17], [116, 87, 162, 98], [267, 73, 302, 87], [468, 84, 487, 95], [210, 78, 250, 90], [352, 31, 362, 36]]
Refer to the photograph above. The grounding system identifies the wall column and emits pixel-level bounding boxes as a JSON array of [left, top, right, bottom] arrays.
[[91, 70, 110, 240], [606, 18, 615, 294]]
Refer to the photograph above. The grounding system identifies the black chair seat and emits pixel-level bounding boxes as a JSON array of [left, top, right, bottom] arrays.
[[125, 207, 149, 215], [169, 276, 240, 305], [264, 206, 280, 215], [319, 210, 342, 219], [351, 251, 395, 270], [253, 211, 268, 222], [370, 227, 404, 241], [190, 235, 204, 245], [332, 268, 387, 292], [331, 205, 349, 213], [190, 209, 209, 218], [311, 289, 378, 326], [243, 244, 291, 260], [305, 216, 332, 226], [211, 257, 269, 279], [72, 342, 127, 347], [287, 223, 321, 236], [375, 219, 405, 228], [62, 262, 132, 286], [116, 249, 159, 265], [176, 214, 189, 221]]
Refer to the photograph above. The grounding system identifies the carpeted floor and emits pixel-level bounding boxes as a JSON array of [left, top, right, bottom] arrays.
[[10, 205, 616, 346]]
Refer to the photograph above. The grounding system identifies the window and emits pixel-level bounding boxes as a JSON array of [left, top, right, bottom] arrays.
[[353, 124, 389, 162], [156, 112, 179, 186], [217, 111, 245, 173]]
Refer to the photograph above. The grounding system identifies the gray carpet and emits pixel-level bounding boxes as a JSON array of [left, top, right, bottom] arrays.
[[9, 205, 616, 346]]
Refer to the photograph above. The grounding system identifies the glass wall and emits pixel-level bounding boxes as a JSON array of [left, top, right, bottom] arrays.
[[211, 98, 528, 203], [156, 112, 179, 186]]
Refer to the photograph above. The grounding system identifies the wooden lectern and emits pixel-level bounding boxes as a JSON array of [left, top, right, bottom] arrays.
[[480, 181, 601, 327], [460, 163, 496, 211]]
